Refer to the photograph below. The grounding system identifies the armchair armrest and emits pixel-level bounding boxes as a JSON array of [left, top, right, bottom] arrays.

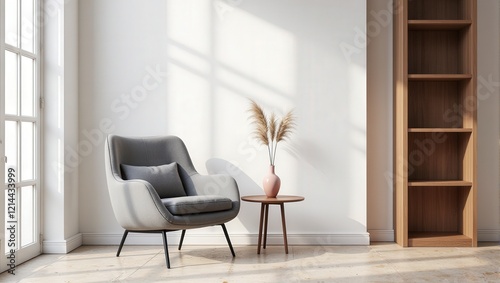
[[189, 174, 240, 203], [106, 177, 175, 231]]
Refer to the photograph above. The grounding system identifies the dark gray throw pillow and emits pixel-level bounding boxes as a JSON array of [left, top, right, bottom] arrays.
[[120, 163, 186, 198]]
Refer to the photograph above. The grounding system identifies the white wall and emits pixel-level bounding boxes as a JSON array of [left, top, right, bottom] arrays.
[[367, 0, 500, 241], [476, 0, 500, 240], [366, 0, 394, 241], [78, 0, 368, 245], [43, 0, 81, 253], [76, 0, 500, 246]]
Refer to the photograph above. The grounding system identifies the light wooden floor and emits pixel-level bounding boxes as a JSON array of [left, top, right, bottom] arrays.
[[1, 243, 500, 282]]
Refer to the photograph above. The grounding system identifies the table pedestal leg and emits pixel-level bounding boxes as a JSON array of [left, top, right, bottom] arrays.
[[280, 203, 289, 254], [257, 203, 265, 254], [263, 204, 269, 249]]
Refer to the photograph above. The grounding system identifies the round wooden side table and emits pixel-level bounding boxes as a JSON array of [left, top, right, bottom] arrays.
[[241, 195, 305, 254]]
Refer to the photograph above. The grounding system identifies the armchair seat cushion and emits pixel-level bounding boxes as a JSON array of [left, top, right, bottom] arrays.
[[162, 195, 233, 215]]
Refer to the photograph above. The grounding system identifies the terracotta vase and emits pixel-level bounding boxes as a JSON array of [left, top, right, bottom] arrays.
[[263, 165, 281, 198]]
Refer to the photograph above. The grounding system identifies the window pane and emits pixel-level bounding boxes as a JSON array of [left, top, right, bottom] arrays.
[[21, 0, 35, 52], [21, 57, 35, 116], [5, 0, 19, 46], [5, 121, 18, 178], [21, 122, 34, 180], [20, 186, 35, 247], [5, 51, 19, 115]]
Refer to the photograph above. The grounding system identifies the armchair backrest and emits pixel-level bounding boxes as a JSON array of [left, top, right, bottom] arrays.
[[106, 135, 199, 194]]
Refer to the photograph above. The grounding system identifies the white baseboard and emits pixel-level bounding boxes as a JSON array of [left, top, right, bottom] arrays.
[[368, 229, 394, 242], [43, 233, 83, 254], [82, 232, 370, 246], [42, 230, 498, 252], [478, 230, 500, 242]]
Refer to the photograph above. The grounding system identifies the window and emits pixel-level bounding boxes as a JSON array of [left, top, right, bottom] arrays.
[[2, 0, 41, 269]]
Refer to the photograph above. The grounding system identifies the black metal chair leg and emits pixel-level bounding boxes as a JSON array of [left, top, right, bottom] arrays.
[[221, 224, 235, 257], [178, 230, 186, 250], [161, 230, 171, 268], [116, 230, 129, 257]]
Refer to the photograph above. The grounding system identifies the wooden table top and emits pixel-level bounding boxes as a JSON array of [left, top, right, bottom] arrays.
[[241, 195, 305, 204]]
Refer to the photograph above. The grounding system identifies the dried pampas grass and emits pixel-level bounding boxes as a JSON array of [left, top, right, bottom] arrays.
[[249, 100, 269, 144], [248, 99, 296, 165]]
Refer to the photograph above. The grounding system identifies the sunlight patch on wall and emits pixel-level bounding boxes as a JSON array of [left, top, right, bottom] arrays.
[[165, 64, 212, 140], [216, 7, 297, 99], [166, 0, 212, 56], [167, 43, 212, 76]]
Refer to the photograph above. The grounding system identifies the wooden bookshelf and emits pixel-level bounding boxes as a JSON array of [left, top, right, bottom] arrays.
[[408, 181, 473, 187], [393, 0, 477, 247], [408, 128, 473, 133], [408, 232, 472, 247], [408, 74, 472, 81], [408, 20, 471, 30]]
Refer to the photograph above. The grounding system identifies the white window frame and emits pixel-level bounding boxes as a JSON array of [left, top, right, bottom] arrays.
[[1, 0, 42, 272]]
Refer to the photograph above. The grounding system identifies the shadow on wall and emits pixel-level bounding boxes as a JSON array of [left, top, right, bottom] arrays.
[[206, 158, 262, 231], [206, 157, 368, 240]]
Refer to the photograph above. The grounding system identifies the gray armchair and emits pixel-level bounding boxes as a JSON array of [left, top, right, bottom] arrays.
[[104, 135, 240, 268]]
